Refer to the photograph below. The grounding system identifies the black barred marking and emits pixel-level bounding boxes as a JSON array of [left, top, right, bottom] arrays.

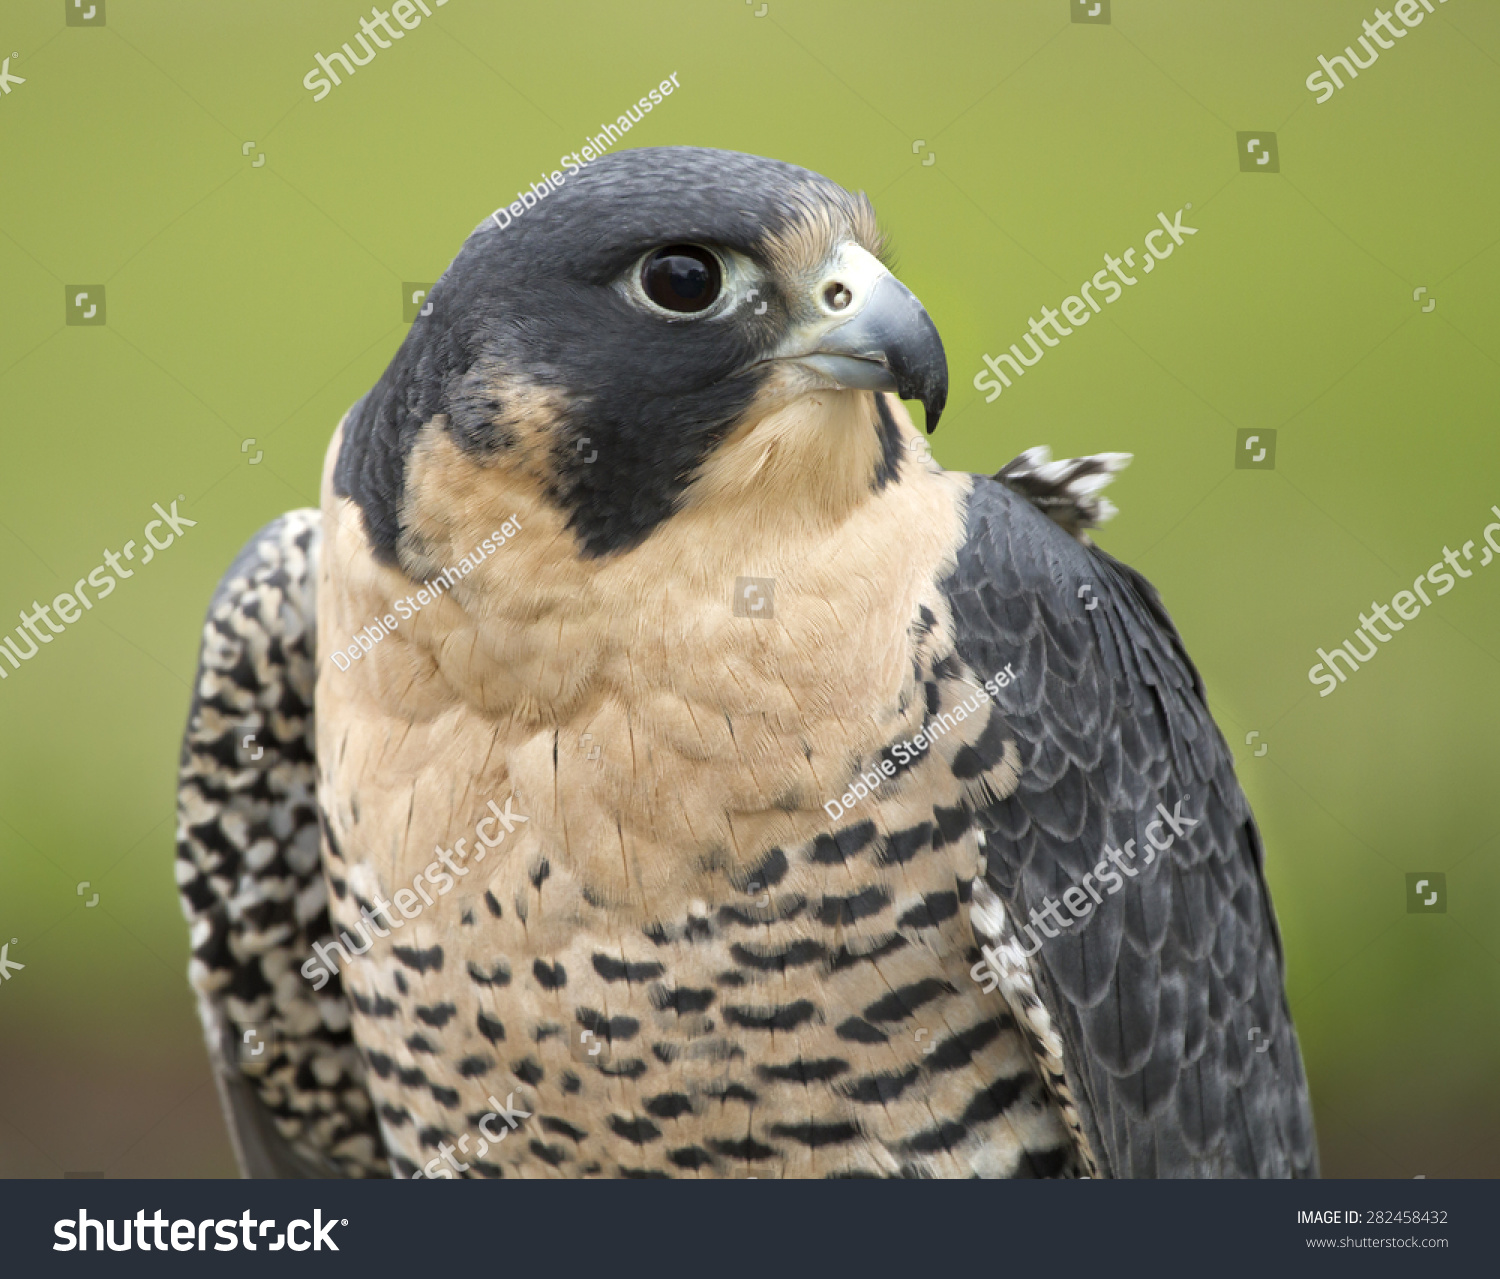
[[898, 1076, 1026, 1156], [827, 934, 907, 972], [592, 953, 667, 983], [730, 939, 826, 973], [379, 1104, 411, 1127], [512, 1057, 545, 1086], [927, 1017, 1009, 1072], [931, 805, 970, 848], [1018, 1146, 1074, 1178], [643, 1092, 695, 1120], [842, 1065, 921, 1105], [415, 1003, 456, 1028], [876, 822, 935, 868], [529, 858, 551, 889], [708, 1135, 779, 1162], [393, 945, 444, 974], [561, 1072, 581, 1095], [397, 1067, 427, 1088], [814, 886, 891, 927], [532, 959, 567, 989], [961, 1074, 1027, 1127], [405, 1034, 438, 1054], [862, 977, 958, 1024], [530, 1140, 568, 1167], [477, 1012, 506, 1044], [724, 1000, 818, 1032], [652, 1043, 679, 1065], [457, 1055, 494, 1078], [806, 820, 877, 866], [642, 922, 671, 946], [650, 985, 715, 1014], [417, 1126, 451, 1149], [950, 709, 1010, 781], [707, 1081, 758, 1105], [835, 1017, 888, 1044], [607, 1115, 662, 1145], [577, 1009, 641, 1041], [367, 1052, 394, 1080], [896, 891, 959, 930], [352, 991, 400, 1018], [599, 1058, 649, 1080], [756, 1058, 848, 1084], [769, 1120, 860, 1148], [429, 1085, 461, 1109], [669, 1146, 714, 1169], [541, 1115, 588, 1142], [742, 846, 788, 890], [467, 960, 511, 987], [483, 891, 503, 918]]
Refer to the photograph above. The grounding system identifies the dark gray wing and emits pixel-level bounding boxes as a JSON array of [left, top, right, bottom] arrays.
[[175, 510, 387, 1178], [944, 476, 1317, 1178]]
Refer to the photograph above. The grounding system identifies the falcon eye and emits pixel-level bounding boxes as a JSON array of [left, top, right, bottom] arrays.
[[640, 245, 722, 314]]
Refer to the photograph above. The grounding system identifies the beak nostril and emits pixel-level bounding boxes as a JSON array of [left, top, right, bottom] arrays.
[[824, 281, 853, 311]]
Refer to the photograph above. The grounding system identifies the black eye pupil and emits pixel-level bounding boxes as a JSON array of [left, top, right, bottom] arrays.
[[642, 245, 722, 314]]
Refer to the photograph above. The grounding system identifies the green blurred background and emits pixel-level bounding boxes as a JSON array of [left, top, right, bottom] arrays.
[[1, 0, 1496, 1178]]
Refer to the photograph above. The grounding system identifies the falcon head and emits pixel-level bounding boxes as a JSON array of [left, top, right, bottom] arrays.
[[334, 147, 948, 563]]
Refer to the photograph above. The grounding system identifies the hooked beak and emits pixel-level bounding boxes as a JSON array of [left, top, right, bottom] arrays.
[[771, 246, 949, 434]]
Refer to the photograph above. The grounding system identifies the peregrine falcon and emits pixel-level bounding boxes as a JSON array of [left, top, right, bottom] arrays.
[[175, 146, 1317, 1179]]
